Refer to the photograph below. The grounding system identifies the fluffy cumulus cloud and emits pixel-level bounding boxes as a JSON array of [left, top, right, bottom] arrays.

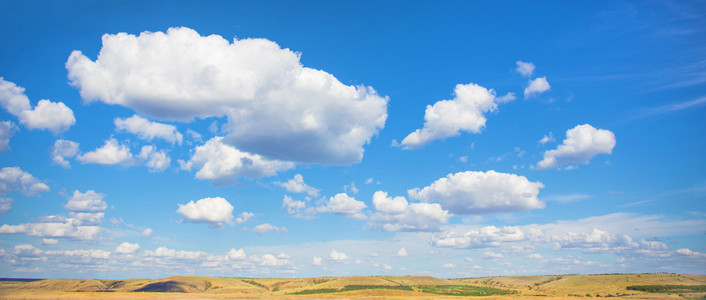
[[180, 137, 293, 184], [369, 191, 450, 232], [516, 61, 535, 77], [0, 167, 50, 197], [537, 124, 616, 169], [114, 242, 140, 254], [77, 138, 134, 166], [282, 195, 316, 220], [66, 27, 388, 165], [137, 145, 170, 172], [114, 115, 183, 145], [64, 190, 107, 212], [408, 170, 545, 215], [50, 139, 80, 168], [400, 83, 515, 149], [0, 121, 17, 152], [552, 228, 668, 254], [235, 212, 254, 224], [0, 78, 75, 133], [432, 225, 543, 249], [276, 174, 319, 197], [317, 193, 367, 220], [329, 249, 349, 262], [176, 197, 234, 227], [524, 77, 551, 98], [0, 217, 100, 240]]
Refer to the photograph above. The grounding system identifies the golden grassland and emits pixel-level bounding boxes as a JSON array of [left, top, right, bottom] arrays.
[[1, 273, 705, 299]]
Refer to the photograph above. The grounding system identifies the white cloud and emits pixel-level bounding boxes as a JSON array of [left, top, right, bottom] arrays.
[[115, 115, 183, 145], [0, 166, 50, 196], [0, 218, 100, 240], [408, 170, 545, 215], [15, 244, 43, 257], [372, 191, 408, 214], [227, 248, 246, 260], [0, 121, 17, 152], [144, 247, 207, 260], [180, 136, 293, 184], [400, 83, 515, 149], [369, 191, 450, 232], [141, 228, 153, 237], [66, 27, 388, 165], [0, 77, 31, 115], [344, 182, 359, 195], [527, 253, 543, 259], [276, 174, 319, 197], [537, 124, 616, 169], [137, 145, 170, 172], [318, 193, 367, 219], [235, 212, 254, 224], [515, 61, 535, 77], [396, 248, 408, 257], [252, 223, 286, 235], [329, 249, 349, 262], [538, 132, 554, 145], [524, 77, 551, 98], [42, 238, 58, 245], [18, 100, 75, 134], [431, 225, 542, 249], [0, 78, 75, 133], [442, 263, 455, 268], [0, 197, 12, 214], [177, 197, 234, 227], [552, 228, 668, 254], [64, 190, 107, 212], [77, 138, 134, 166], [256, 253, 291, 267], [115, 242, 140, 254], [483, 251, 504, 259], [68, 212, 104, 225], [312, 256, 322, 266], [51, 139, 80, 168], [46, 249, 111, 260]]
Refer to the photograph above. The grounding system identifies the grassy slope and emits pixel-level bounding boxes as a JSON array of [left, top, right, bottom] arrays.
[[1, 273, 705, 299]]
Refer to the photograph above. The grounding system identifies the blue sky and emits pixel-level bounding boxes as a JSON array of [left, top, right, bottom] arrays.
[[0, 0, 704, 278]]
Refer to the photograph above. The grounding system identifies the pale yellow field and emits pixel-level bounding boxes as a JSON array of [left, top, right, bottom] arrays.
[[1, 273, 704, 299]]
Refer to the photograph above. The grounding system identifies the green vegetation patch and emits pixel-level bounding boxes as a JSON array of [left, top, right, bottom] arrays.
[[289, 284, 413, 295], [417, 285, 516, 296], [626, 285, 706, 293]]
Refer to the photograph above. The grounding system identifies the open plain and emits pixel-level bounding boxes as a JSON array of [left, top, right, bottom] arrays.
[[2, 273, 705, 299]]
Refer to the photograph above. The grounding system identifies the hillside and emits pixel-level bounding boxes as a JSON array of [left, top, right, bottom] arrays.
[[1, 273, 704, 299]]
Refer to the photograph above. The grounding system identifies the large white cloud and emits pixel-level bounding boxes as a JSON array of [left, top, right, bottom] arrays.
[[400, 83, 515, 149], [432, 225, 542, 249], [537, 124, 616, 169], [0, 78, 75, 133], [0, 218, 100, 240], [114, 115, 183, 145], [408, 170, 545, 215], [369, 191, 450, 232], [64, 190, 107, 212], [176, 197, 234, 227], [524, 76, 551, 98], [66, 27, 388, 165], [0, 121, 17, 152], [19, 100, 75, 134], [0, 167, 50, 196], [77, 138, 134, 165], [180, 136, 293, 184]]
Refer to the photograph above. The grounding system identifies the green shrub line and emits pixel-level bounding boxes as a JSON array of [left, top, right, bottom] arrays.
[[288, 284, 514, 296], [289, 284, 413, 295], [626, 285, 706, 293]]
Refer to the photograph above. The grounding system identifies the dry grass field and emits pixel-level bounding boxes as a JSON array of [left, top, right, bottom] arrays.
[[1, 273, 705, 299]]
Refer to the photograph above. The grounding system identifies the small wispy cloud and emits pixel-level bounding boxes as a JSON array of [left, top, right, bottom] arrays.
[[633, 96, 706, 120]]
